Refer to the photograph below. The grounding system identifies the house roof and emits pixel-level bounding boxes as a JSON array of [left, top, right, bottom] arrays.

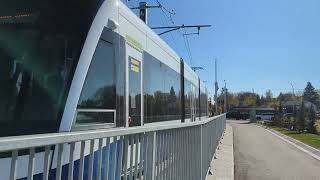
[[282, 100, 316, 109]]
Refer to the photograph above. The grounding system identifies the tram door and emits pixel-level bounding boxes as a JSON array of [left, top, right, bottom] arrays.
[[126, 45, 143, 127]]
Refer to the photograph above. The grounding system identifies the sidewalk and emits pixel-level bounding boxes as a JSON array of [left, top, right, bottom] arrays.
[[206, 124, 234, 180]]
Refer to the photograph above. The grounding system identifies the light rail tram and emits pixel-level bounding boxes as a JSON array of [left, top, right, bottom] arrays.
[[0, 0, 208, 179]]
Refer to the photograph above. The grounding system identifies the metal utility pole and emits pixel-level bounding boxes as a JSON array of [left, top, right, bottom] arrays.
[[224, 80, 228, 113], [214, 59, 219, 114], [289, 82, 296, 113], [139, 2, 148, 23], [131, 1, 162, 23]]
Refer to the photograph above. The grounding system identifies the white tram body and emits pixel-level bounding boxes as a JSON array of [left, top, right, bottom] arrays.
[[0, 0, 208, 179]]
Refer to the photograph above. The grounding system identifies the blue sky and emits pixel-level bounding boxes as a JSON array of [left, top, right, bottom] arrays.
[[124, 0, 320, 97]]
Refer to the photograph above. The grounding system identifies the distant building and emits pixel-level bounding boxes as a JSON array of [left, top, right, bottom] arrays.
[[282, 100, 317, 114], [227, 107, 275, 120]]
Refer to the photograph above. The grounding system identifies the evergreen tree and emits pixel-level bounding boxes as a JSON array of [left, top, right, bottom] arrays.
[[307, 107, 316, 134], [278, 93, 284, 102], [260, 96, 266, 106], [303, 82, 320, 107], [291, 104, 298, 130], [278, 102, 283, 116], [265, 90, 273, 103], [273, 102, 283, 126], [296, 102, 306, 133], [256, 94, 261, 107]]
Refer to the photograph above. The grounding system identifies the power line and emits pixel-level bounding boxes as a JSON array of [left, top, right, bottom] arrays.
[[127, 0, 179, 52], [156, 0, 176, 24], [156, 1, 179, 52], [128, 0, 199, 66], [124, 0, 136, 9], [152, 0, 193, 64], [182, 28, 193, 66]]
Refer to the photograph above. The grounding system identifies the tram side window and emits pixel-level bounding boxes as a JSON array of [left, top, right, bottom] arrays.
[[195, 86, 199, 118], [200, 89, 208, 117], [184, 80, 192, 119], [144, 52, 181, 123], [76, 40, 116, 125], [205, 89, 208, 116]]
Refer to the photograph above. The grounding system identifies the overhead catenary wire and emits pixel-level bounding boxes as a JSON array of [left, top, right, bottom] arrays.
[[156, 1, 179, 54], [124, 0, 136, 9], [127, 0, 178, 49], [127, 0, 196, 66], [182, 28, 193, 66], [151, 0, 194, 65], [156, 0, 176, 24]]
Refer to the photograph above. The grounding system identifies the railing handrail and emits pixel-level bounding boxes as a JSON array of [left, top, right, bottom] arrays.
[[0, 114, 226, 152]]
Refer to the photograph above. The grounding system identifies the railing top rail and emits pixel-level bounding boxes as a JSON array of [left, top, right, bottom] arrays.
[[0, 114, 226, 152]]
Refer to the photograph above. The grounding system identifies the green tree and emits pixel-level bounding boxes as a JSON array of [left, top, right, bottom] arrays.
[[260, 96, 266, 105], [272, 102, 283, 126], [296, 102, 306, 133], [232, 92, 257, 107], [227, 92, 239, 108], [307, 107, 317, 134], [303, 82, 320, 107], [265, 90, 273, 103], [278, 93, 295, 102], [256, 94, 261, 107], [278, 102, 283, 116], [278, 92, 284, 102]]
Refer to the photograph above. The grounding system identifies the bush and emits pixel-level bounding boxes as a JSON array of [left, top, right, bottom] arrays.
[[315, 120, 320, 134], [272, 116, 281, 126]]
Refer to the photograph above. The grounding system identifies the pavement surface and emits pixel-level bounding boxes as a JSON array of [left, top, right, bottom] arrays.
[[267, 128, 320, 160], [206, 124, 234, 180], [229, 120, 320, 180]]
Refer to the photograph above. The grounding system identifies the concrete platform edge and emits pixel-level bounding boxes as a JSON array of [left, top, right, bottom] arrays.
[[206, 124, 234, 180]]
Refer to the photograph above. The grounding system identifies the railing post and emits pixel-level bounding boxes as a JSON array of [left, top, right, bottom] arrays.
[[151, 131, 157, 180], [200, 124, 203, 180], [145, 131, 157, 180]]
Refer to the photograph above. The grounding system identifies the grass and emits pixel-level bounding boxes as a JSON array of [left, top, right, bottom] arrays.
[[270, 126, 320, 150]]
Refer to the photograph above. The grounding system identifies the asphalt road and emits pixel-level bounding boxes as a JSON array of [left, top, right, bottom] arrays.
[[229, 120, 320, 180]]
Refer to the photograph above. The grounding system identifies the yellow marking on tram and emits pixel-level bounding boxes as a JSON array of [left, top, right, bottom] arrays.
[[131, 64, 139, 73]]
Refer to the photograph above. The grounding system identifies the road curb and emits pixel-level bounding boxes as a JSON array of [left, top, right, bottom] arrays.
[[261, 126, 320, 161]]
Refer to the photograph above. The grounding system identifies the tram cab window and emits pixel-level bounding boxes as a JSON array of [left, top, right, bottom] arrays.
[[0, 0, 98, 137], [75, 40, 116, 126]]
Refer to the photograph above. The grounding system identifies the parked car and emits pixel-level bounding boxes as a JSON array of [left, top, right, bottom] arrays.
[[256, 113, 274, 121], [240, 112, 250, 120], [227, 111, 241, 119]]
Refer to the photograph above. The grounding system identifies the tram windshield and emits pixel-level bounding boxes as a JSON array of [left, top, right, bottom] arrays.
[[0, 0, 102, 136]]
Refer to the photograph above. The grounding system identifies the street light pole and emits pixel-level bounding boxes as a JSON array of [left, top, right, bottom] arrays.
[[214, 59, 219, 114], [289, 82, 296, 113], [224, 80, 227, 113]]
